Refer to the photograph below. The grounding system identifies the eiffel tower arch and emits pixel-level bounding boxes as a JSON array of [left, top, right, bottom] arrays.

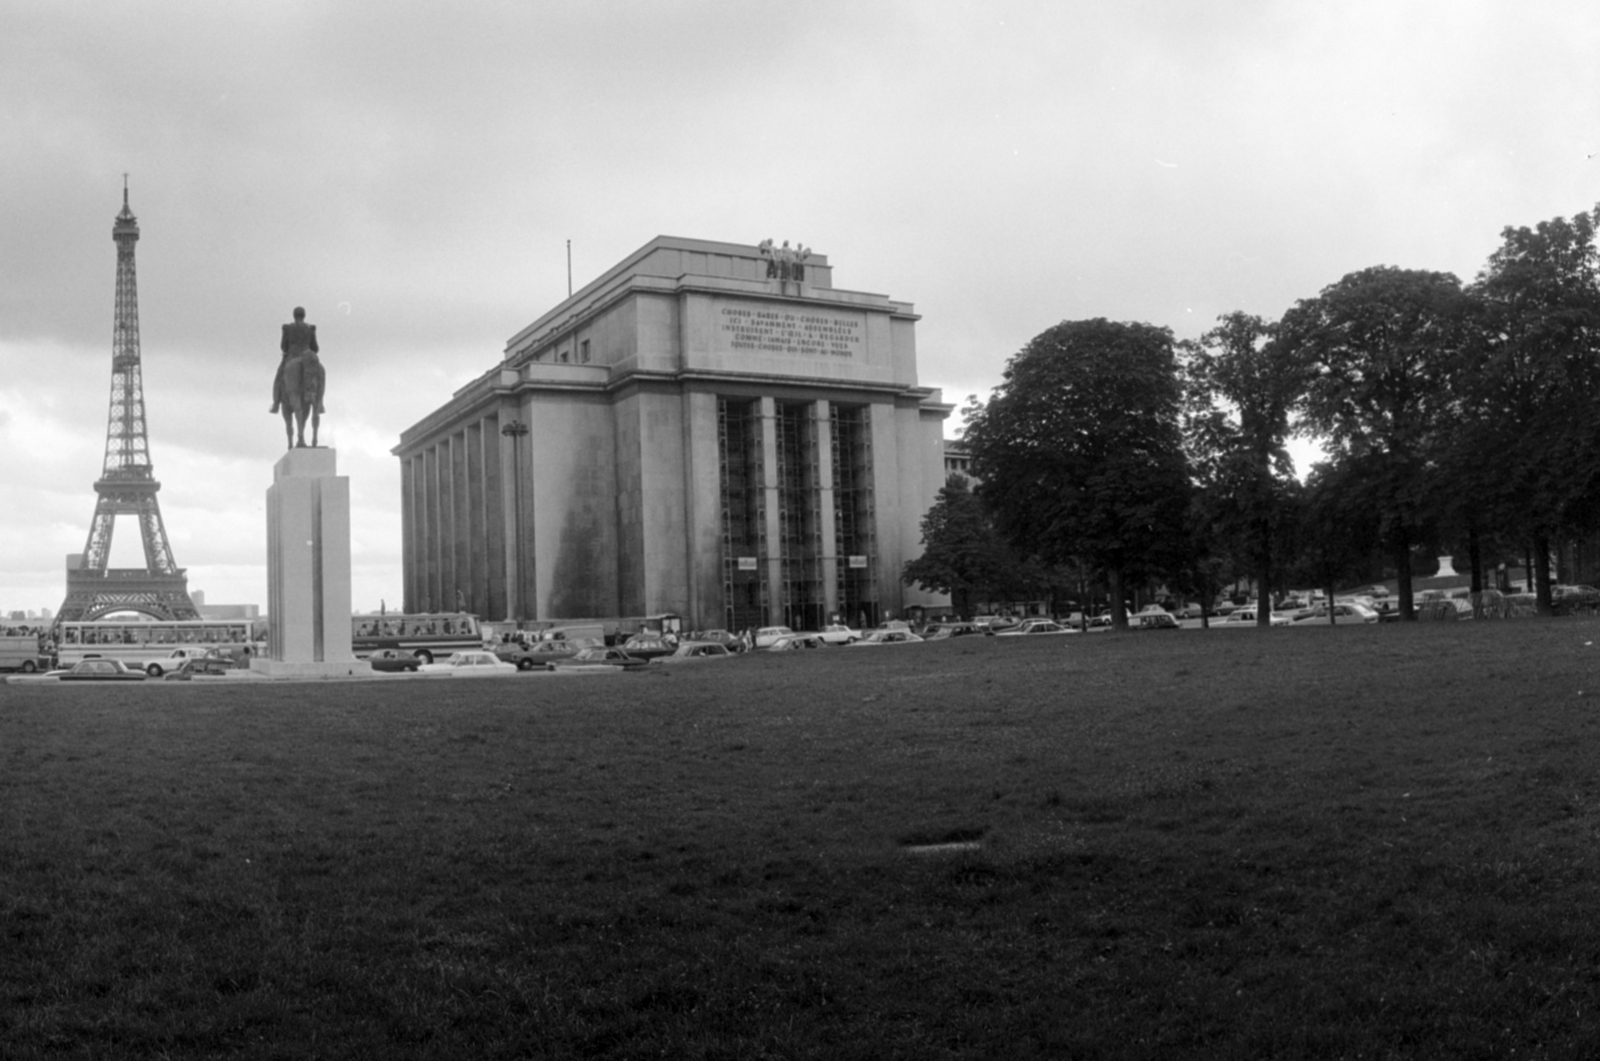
[[57, 182, 200, 623]]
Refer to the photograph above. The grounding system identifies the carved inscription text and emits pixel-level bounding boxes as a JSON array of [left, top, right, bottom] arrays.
[[720, 307, 862, 357]]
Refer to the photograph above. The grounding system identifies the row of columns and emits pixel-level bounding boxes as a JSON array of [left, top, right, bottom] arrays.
[[401, 411, 515, 619], [752, 396, 844, 626]]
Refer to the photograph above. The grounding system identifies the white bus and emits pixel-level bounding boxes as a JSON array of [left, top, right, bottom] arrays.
[[56, 619, 266, 677], [350, 613, 482, 664]]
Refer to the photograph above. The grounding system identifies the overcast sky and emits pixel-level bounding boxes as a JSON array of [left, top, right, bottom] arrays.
[[3, 1, 1597, 617]]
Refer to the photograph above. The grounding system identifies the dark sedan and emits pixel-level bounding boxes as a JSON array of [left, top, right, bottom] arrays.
[[367, 648, 421, 673], [58, 659, 147, 682], [546, 648, 650, 672], [620, 634, 678, 661], [494, 638, 598, 670]]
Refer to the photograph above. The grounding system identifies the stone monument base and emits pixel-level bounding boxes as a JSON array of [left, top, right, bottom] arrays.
[[251, 447, 358, 678]]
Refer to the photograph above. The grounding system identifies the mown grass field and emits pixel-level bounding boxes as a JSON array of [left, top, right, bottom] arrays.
[[6, 621, 1600, 1059]]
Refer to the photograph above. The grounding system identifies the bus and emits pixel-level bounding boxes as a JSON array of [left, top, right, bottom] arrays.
[[56, 618, 267, 676], [350, 612, 483, 663]]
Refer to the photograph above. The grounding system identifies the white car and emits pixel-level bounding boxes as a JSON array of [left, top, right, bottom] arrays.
[[419, 650, 518, 676], [762, 633, 825, 651], [816, 623, 862, 645], [1294, 602, 1380, 625], [1217, 609, 1293, 628], [849, 630, 925, 646], [995, 619, 1075, 636], [753, 626, 796, 648]]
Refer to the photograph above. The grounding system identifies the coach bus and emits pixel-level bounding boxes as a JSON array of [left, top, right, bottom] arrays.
[[55, 618, 266, 676], [350, 612, 483, 663]]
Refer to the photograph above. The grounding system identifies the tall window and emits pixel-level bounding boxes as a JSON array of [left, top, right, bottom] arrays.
[[718, 398, 764, 632], [775, 402, 825, 631], [831, 405, 878, 628]]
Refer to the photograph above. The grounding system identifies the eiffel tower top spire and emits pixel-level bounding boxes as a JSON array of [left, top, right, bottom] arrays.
[[56, 182, 198, 622], [105, 178, 149, 480]]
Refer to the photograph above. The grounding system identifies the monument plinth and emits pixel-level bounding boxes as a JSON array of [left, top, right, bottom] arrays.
[[251, 448, 361, 678]]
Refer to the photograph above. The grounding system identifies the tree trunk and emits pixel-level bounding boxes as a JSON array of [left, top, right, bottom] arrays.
[[1326, 576, 1337, 626], [1255, 527, 1272, 628], [1108, 569, 1128, 631], [1395, 529, 1415, 621], [1468, 522, 1483, 594], [1534, 532, 1554, 615], [1467, 521, 1485, 619]]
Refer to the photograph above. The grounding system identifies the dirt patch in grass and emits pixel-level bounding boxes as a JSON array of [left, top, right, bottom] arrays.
[[6, 621, 1600, 1057]]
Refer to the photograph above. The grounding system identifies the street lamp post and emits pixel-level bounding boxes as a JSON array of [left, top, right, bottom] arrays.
[[501, 419, 529, 622]]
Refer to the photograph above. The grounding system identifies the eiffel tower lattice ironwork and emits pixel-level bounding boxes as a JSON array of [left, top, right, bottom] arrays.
[[57, 182, 200, 622]]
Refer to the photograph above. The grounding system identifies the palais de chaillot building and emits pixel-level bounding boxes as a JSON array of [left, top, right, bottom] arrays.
[[394, 236, 952, 632]]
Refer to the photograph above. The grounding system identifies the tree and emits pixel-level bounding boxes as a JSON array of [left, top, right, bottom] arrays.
[[1294, 458, 1384, 620], [1277, 266, 1468, 620], [962, 319, 1190, 631], [1182, 312, 1305, 625], [1459, 205, 1600, 613], [901, 476, 1027, 617]]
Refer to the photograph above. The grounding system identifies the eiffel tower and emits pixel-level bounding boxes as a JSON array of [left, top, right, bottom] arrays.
[[57, 181, 200, 622]]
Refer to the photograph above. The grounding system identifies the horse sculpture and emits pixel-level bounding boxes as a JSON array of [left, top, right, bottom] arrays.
[[271, 306, 325, 449]]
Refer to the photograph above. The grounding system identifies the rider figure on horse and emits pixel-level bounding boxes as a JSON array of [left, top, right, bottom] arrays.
[[271, 306, 325, 449]]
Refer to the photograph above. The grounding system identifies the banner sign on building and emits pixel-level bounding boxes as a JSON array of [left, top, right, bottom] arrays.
[[848, 555, 868, 569]]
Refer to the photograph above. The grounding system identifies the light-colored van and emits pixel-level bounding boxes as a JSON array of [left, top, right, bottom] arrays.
[[0, 635, 51, 673]]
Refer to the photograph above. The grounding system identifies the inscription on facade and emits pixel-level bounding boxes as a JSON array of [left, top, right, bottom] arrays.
[[720, 307, 862, 357]]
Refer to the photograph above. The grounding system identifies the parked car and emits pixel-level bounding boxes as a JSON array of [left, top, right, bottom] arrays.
[[620, 634, 677, 661], [57, 658, 147, 681], [849, 630, 925, 646], [654, 641, 735, 664], [1416, 591, 1474, 619], [419, 651, 518, 676], [684, 629, 743, 651], [1174, 603, 1207, 620], [753, 626, 797, 648], [494, 638, 600, 670], [1218, 609, 1293, 628], [547, 647, 650, 672], [762, 633, 825, 651], [996, 619, 1074, 636], [921, 622, 984, 640], [368, 648, 421, 673], [1553, 585, 1600, 613], [164, 656, 238, 680], [1294, 602, 1380, 625], [816, 623, 862, 645], [1134, 612, 1181, 631]]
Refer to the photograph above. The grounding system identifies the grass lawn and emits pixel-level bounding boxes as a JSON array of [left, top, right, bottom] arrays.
[[6, 621, 1600, 1058]]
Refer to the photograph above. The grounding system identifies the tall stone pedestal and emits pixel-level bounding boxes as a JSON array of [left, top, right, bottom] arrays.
[[251, 448, 362, 679]]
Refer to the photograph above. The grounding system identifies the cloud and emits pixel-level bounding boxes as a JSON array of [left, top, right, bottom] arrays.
[[4, 0, 1599, 612]]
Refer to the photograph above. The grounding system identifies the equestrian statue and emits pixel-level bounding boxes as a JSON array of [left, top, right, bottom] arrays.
[[270, 306, 326, 449]]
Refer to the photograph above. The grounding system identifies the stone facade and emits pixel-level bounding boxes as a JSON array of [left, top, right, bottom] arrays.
[[393, 236, 951, 630]]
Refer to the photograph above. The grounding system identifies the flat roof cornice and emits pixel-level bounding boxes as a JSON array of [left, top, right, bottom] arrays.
[[393, 365, 950, 456], [503, 236, 913, 359]]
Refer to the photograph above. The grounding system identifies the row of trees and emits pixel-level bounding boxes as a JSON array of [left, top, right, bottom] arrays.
[[906, 204, 1600, 630]]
